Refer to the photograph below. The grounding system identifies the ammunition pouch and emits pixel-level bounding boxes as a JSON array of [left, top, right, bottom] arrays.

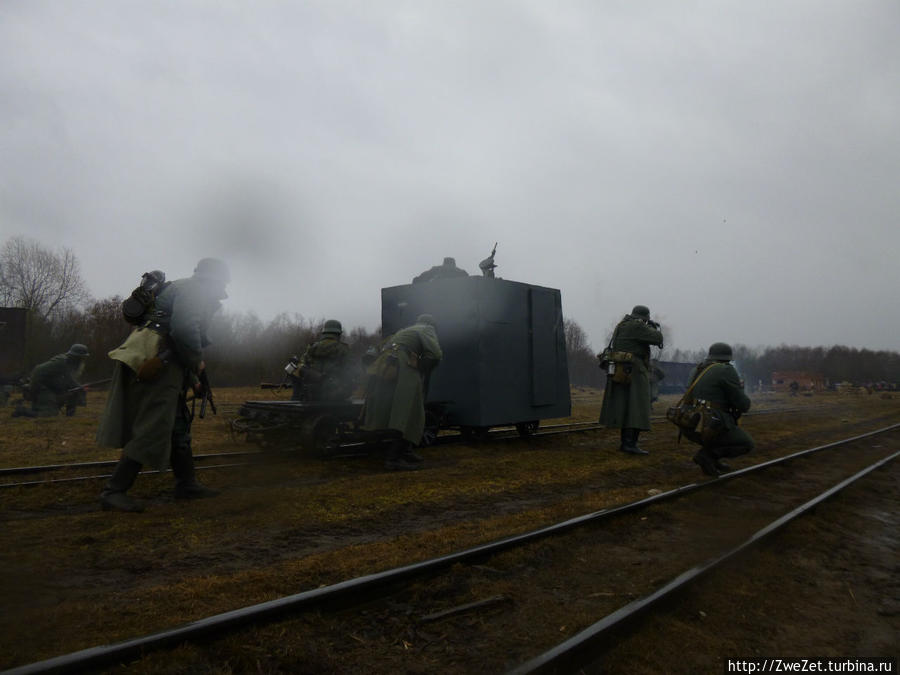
[[136, 356, 166, 382], [599, 349, 634, 385], [666, 399, 725, 444], [368, 351, 399, 381]]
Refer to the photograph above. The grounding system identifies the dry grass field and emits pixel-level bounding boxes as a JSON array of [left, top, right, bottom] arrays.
[[1, 387, 898, 673]]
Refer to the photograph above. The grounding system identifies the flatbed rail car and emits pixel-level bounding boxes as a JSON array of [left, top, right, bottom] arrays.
[[235, 274, 571, 453]]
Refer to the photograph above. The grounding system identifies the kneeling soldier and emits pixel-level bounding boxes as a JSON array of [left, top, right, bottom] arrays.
[[684, 342, 754, 476]]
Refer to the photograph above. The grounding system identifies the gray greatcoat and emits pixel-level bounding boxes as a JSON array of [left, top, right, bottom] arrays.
[[598, 315, 664, 431], [96, 275, 223, 470], [683, 359, 754, 457], [363, 321, 442, 445]]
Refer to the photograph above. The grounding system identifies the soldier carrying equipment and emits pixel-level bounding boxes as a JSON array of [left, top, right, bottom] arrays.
[[121, 270, 169, 325]]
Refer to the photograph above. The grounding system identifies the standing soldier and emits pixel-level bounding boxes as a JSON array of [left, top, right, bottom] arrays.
[[683, 342, 754, 476], [363, 314, 442, 471], [18, 344, 90, 417], [96, 258, 230, 512], [598, 305, 664, 455], [291, 319, 352, 401]]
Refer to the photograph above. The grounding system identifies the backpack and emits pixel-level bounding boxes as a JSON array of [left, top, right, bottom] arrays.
[[121, 270, 169, 325]]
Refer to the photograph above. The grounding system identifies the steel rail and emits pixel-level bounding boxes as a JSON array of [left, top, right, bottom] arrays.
[[0, 463, 250, 490], [0, 451, 263, 477], [507, 448, 900, 675], [5, 423, 898, 675], [0, 422, 598, 488]]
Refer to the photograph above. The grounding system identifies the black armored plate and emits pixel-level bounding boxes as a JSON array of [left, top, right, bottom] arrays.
[[381, 276, 571, 429]]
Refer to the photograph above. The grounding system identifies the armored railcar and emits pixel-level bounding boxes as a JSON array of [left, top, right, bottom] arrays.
[[235, 275, 571, 452], [382, 275, 571, 437]]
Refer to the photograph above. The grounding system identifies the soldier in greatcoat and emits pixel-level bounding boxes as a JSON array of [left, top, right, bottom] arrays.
[[292, 319, 352, 401], [683, 342, 754, 476], [96, 258, 230, 512], [363, 314, 442, 471], [598, 305, 664, 455], [19, 344, 90, 417]]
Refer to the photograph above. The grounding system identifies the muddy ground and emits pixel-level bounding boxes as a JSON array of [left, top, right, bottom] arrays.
[[0, 388, 897, 673]]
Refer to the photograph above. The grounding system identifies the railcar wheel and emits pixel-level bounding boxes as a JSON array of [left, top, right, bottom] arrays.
[[515, 420, 539, 437], [461, 426, 491, 443]]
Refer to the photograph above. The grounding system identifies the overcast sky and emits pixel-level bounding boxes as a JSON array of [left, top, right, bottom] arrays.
[[2, 1, 898, 353]]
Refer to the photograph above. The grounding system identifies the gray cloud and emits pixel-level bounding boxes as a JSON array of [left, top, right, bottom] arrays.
[[2, 0, 898, 351]]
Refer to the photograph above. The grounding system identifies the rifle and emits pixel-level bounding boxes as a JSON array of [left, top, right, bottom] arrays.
[[197, 370, 217, 418], [67, 378, 112, 394], [260, 382, 292, 390]]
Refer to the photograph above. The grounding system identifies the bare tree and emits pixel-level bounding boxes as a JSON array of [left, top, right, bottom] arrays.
[[0, 236, 90, 320]]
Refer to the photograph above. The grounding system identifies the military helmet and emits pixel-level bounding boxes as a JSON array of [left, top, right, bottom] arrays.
[[193, 258, 231, 283], [631, 305, 650, 319], [416, 313, 436, 327], [66, 343, 90, 358], [442, 257, 456, 267], [708, 342, 733, 362], [322, 319, 342, 335]]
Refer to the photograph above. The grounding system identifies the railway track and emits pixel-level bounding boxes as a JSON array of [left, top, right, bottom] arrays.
[[6, 424, 897, 674], [0, 404, 837, 489]]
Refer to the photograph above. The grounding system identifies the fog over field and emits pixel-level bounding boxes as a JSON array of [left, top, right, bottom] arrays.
[[2, 1, 898, 351]]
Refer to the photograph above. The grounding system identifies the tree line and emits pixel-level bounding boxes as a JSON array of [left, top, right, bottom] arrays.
[[3, 235, 899, 388]]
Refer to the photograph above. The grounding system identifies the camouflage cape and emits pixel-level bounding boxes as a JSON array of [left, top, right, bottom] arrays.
[[363, 322, 442, 445], [300, 335, 352, 400], [598, 316, 663, 431]]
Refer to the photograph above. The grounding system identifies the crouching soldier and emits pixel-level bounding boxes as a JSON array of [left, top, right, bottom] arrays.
[[684, 342, 754, 476], [15, 344, 91, 417], [96, 258, 229, 512], [363, 314, 442, 471], [291, 319, 353, 401]]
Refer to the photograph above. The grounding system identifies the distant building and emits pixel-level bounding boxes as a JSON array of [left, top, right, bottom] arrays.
[[771, 371, 825, 392], [0, 307, 31, 383]]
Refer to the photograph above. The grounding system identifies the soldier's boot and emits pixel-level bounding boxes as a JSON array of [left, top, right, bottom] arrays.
[[100, 457, 145, 512], [692, 449, 721, 477], [402, 445, 424, 463], [171, 443, 220, 499], [385, 439, 422, 471], [620, 428, 649, 455], [713, 459, 732, 473]]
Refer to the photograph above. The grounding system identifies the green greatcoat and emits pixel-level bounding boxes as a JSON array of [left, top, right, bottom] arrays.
[[684, 359, 754, 456], [29, 354, 83, 416], [598, 316, 663, 431], [96, 275, 223, 470], [363, 322, 442, 445]]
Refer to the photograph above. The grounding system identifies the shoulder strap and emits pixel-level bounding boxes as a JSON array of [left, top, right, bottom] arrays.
[[678, 363, 722, 404]]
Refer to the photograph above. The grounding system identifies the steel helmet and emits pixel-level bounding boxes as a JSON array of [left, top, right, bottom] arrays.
[[416, 314, 436, 327], [708, 342, 733, 362], [322, 319, 342, 335], [193, 258, 231, 284], [631, 305, 650, 319], [66, 343, 90, 357]]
